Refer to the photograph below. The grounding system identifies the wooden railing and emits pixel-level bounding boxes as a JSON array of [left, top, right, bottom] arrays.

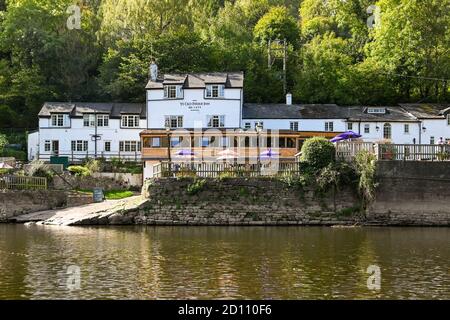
[[378, 144, 450, 161], [335, 142, 376, 161], [152, 161, 302, 178], [0, 175, 47, 190]]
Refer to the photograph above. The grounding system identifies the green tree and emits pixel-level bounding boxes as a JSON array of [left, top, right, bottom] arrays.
[[254, 6, 299, 46]]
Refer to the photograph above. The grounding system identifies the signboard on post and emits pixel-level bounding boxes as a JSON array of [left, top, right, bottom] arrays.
[[93, 188, 104, 203]]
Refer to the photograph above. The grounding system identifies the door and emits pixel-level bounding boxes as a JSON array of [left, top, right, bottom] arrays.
[[52, 140, 59, 156]]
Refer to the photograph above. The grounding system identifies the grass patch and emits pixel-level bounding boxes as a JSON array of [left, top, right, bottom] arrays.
[[74, 189, 134, 200]]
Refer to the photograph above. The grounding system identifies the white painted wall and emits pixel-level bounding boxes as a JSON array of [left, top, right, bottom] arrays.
[[420, 119, 450, 144], [36, 117, 145, 161], [147, 88, 243, 128], [242, 119, 347, 132], [27, 131, 39, 161], [348, 121, 421, 144]]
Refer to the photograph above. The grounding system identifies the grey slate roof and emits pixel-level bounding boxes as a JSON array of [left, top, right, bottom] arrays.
[[243, 103, 426, 122], [243, 103, 348, 119], [146, 72, 244, 89], [399, 103, 450, 119], [38, 102, 146, 118], [346, 106, 418, 122]]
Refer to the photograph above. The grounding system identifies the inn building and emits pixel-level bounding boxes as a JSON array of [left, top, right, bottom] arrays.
[[27, 66, 450, 179]]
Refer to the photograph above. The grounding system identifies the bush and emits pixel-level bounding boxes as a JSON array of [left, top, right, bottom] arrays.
[[354, 150, 378, 207], [27, 160, 54, 179], [85, 159, 101, 174], [68, 165, 91, 177], [186, 179, 206, 195], [1, 148, 26, 160], [300, 137, 335, 171]]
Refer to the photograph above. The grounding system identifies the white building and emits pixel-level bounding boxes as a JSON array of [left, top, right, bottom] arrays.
[[28, 102, 146, 162], [146, 72, 244, 129], [28, 68, 450, 165]]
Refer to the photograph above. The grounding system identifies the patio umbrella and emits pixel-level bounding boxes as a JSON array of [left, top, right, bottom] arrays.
[[0, 162, 13, 169], [260, 148, 280, 160], [173, 149, 196, 160], [216, 149, 239, 160], [330, 131, 362, 143]]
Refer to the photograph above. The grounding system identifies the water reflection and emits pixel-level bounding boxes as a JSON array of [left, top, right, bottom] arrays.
[[0, 225, 448, 299]]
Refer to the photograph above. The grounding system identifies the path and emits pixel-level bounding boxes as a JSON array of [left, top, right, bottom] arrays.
[[11, 196, 145, 226]]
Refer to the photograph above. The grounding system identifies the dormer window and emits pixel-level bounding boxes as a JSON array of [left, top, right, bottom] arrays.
[[83, 114, 109, 127], [51, 114, 70, 127], [205, 85, 225, 98], [164, 85, 182, 99], [121, 115, 140, 128], [367, 107, 386, 114]]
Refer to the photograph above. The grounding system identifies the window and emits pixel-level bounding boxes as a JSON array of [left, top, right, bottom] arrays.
[[119, 141, 141, 152], [51, 114, 67, 127], [205, 85, 225, 98], [290, 122, 299, 131], [404, 124, 409, 134], [325, 122, 334, 132], [279, 137, 295, 148], [121, 115, 140, 128], [347, 122, 353, 131], [244, 122, 251, 129], [364, 124, 370, 134], [71, 140, 88, 152], [97, 115, 109, 127], [447, 114, 450, 125], [104, 141, 111, 152], [430, 136, 435, 144], [164, 85, 182, 99], [83, 114, 96, 127], [207, 115, 225, 128], [152, 137, 161, 147], [383, 123, 392, 140], [44, 140, 51, 152], [255, 121, 264, 129], [164, 115, 183, 128], [367, 107, 386, 114]]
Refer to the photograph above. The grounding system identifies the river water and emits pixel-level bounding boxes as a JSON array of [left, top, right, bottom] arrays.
[[0, 225, 448, 299]]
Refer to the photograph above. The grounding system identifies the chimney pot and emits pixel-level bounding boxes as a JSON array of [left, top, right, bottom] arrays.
[[286, 93, 292, 105]]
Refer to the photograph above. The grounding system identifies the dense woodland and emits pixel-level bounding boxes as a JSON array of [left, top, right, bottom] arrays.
[[0, 0, 449, 129]]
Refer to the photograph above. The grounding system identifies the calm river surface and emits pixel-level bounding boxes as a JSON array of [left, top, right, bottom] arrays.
[[0, 225, 448, 299]]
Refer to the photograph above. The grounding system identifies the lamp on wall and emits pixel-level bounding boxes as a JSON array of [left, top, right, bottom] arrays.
[[422, 126, 427, 133], [376, 126, 380, 132]]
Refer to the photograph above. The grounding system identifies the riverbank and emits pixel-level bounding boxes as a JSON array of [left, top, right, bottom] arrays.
[[3, 162, 450, 227]]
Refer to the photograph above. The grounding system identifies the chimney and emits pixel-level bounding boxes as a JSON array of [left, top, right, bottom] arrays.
[[286, 93, 292, 105], [149, 60, 158, 81]]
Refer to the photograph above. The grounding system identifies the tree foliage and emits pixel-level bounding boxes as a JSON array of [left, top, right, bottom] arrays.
[[0, 0, 448, 129]]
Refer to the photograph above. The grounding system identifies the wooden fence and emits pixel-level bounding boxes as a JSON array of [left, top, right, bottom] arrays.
[[153, 161, 302, 178], [335, 142, 376, 161], [0, 175, 47, 190]]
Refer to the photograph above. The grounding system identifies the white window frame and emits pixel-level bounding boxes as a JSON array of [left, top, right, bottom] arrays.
[[51, 114, 68, 127], [290, 121, 299, 131], [121, 115, 140, 128], [205, 85, 225, 98], [367, 107, 386, 114], [255, 121, 264, 129], [364, 124, 370, 134], [207, 115, 225, 128], [244, 122, 251, 129], [164, 85, 182, 99], [97, 115, 109, 127], [83, 114, 96, 127], [164, 115, 183, 128], [404, 124, 409, 134], [347, 122, 353, 131], [383, 123, 392, 140], [104, 141, 111, 152], [44, 140, 51, 152], [119, 141, 141, 152], [71, 140, 88, 152], [325, 122, 334, 132], [430, 136, 435, 144], [447, 114, 450, 125]]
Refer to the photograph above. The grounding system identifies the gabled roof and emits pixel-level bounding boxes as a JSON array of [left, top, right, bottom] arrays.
[[243, 103, 345, 119], [347, 106, 418, 122], [38, 102, 146, 118], [399, 103, 450, 119], [146, 72, 244, 89]]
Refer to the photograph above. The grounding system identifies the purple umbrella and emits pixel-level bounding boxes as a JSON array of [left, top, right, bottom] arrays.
[[173, 149, 197, 160], [260, 148, 280, 160], [330, 131, 362, 143]]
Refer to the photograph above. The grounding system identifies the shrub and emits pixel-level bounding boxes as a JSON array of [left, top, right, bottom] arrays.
[[175, 167, 197, 178], [68, 165, 91, 177], [300, 137, 335, 171], [85, 159, 101, 174], [186, 179, 206, 195], [27, 160, 54, 179], [354, 150, 378, 207]]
